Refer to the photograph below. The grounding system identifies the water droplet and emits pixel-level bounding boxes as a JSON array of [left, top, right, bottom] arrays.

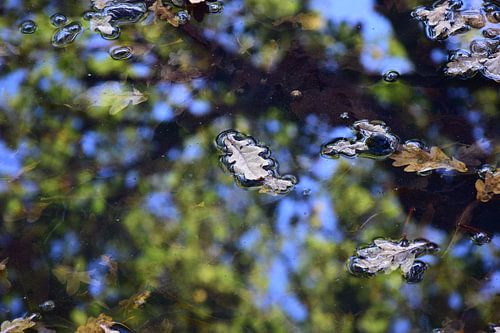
[[50, 13, 68, 27], [362, 133, 398, 159], [83, 11, 98, 21], [52, 22, 83, 48], [109, 323, 134, 333], [19, 20, 37, 34], [176, 10, 191, 25], [207, 1, 223, 13], [38, 300, 55, 312], [382, 70, 399, 82], [470, 231, 491, 246], [403, 260, 427, 284], [110, 46, 133, 60], [340, 112, 349, 119], [103, 2, 148, 24], [302, 188, 311, 196]]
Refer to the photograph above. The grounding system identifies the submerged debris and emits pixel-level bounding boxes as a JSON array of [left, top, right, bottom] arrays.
[[348, 238, 439, 283], [321, 120, 399, 160], [389, 141, 468, 175], [216, 130, 297, 195], [412, 0, 485, 40], [475, 167, 500, 202], [76, 314, 135, 333]]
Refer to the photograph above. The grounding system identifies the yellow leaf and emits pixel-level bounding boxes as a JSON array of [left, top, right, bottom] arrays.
[[475, 168, 500, 202]]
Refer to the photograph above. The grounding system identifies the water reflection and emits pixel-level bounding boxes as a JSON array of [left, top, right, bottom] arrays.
[[0, 0, 498, 332]]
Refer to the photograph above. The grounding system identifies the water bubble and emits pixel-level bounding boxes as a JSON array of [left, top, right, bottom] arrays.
[[109, 323, 134, 333], [207, 1, 223, 13], [83, 11, 98, 21], [103, 2, 148, 24], [290, 90, 302, 100], [38, 300, 55, 312], [382, 70, 399, 82], [403, 260, 427, 284], [52, 22, 83, 48], [302, 188, 311, 196], [50, 13, 68, 27], [110, 46, 133, 60], [176, 10, 191, 25], [362, 134, 398, 159], [19, 20, 37, 34], [470, 231, 491, 246], [340, 112, 349, 119]]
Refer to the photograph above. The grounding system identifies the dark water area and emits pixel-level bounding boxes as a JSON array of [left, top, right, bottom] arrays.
[[0, 0, 498, 332]]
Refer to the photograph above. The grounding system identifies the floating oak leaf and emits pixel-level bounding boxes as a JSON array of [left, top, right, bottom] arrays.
[[483, 51, 500, 82], [0, 258, 11, 290], [348, 238, 439, 283], [445, 46, 500, 82], [390, 142, 468, 174], [321, 120, 399, 160], [0, 314, 37, 333], [86, 82, 148, 115], [52, 265, 91, 295], [216, 130, 297, 195], [475, 168, 500, 202], [412, 0, 472, 40]]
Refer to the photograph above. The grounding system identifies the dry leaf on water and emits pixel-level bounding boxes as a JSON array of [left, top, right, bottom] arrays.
[[0, 258, 11, 290], [89, 15, 115, 35], [475, 168, 500, 202], [390, 144, 468, 174], [76, 314, 113, 333], [86, 82, 148, 115], [216, 130, 297, 195], [0, 314, 37, 333], [119, 290, 151, 311], [412, 0, 484, 40], [273, 13, 325, 30], [149, 0, 180, 27], [348, 238, 439, 283]]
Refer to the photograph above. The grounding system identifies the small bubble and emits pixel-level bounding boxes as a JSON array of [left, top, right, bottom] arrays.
[[382, 70, 399, 82], [290, 90, 302, 100], [83, 11, 98, 21], [38, 300, 55, 312], [207, 1, 223, 13], [19, 20, 37, 34], [403, 260, 427, 284], [176, 10, 190, 25], [340, 112, 349, 119], [477, 164, 495, 179], [302, 188, 311, 196], [50, 13, 68, 27], [109, 46, 133, 60]]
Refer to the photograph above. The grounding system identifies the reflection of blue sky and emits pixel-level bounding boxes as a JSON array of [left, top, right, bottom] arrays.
[[144, 191, 179, 220], [310, 0, 413, 73]]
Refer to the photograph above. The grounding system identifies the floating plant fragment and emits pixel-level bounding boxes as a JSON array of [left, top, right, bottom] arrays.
[[348, 238, 439, 283], [216, 130, 297, 195], [321, 120, 399, 160], [0, 314, 37, 333], [75, 314, 135, 333], [412, 0, 484, 40], [0, 258, 10, 290], [445, 40, 500, 82], [89, 14, 116, 36], [475, 167, 500, 202], [389, 141, 468, 174]]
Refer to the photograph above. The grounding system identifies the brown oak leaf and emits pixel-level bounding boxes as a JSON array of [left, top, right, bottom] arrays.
[[475, 168, 500, 202], [390, 144, 468, 173]]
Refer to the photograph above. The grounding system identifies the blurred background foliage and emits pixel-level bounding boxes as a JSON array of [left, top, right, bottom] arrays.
[[0, 0, 498, 332]]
